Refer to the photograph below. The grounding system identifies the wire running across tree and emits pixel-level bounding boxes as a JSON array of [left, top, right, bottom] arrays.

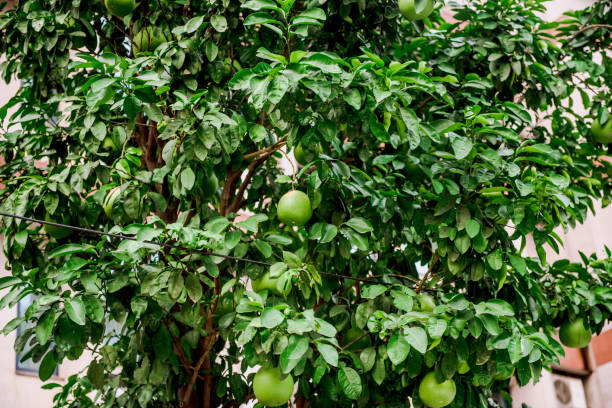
[[0, 0, 611, 407]]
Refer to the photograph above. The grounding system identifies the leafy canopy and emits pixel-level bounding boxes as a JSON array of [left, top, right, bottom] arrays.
[[0, 0, 611, 407]]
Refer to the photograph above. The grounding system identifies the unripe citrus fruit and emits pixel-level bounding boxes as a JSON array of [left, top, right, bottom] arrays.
[[102, 136, 118, 151], [253, 366, 294, 407], [418, 371, 456, 408], [277, 190, 312, 227], [104, 0, 135, 17], [559, 317, 592, 349], [591, 118, 612, 144], [398, 0, 434, 20], [252, 272, 282, 296]]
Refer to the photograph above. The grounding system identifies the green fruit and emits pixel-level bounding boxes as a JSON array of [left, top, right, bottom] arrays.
[[252, 272, 282, 296], [103, 187, 120, 218], [343, 327, 371, 351], [133, 27, 168, 53], [253, 367, 294, 407], [418, 372, 456, 408], [457, 361, 470, 374], [414, 293, 436, 312], [398, 0, 435, 20], [293, 142, 323, 166], [202, 173, 219, 198], [104, 0, 135, 17], [277, 190, 312, 227], [293, 143, 306, 165], [591, 118, 612, 144], [102, 136, 118, 151], [44, 213, 73, 239], [559, 318, 592, 349]]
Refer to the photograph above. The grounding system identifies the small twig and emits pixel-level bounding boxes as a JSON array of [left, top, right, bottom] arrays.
[[415, 254, 439, 294], [341, 331, 369, 351], [243, 136, 287, 160], [564, 24, 612, 47]]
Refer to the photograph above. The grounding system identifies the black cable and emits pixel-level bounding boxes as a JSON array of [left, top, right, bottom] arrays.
[[0, 211, 395, 286]]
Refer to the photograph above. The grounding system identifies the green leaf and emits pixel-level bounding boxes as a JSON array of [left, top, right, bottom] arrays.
[[180, 167, 196, 190], [361, 285, 387, 299], [87, 360, 105, 389], [337, 366, 362, 400], [261, 308, 284, 328], [451, 136, 473, 160], [345, 217, 373, 234], [487, 249, 503, 271], [64, 298, 86, 326], [392, 292, 414, 312], [153, 326, 172, 360], [509, 255, 527, 275], [185, 274, 203, 302], [248, 123, 267, 142], [360, 347, 376, 372], [39, 351, 57, 381], [184, 16, 204, 33], [316, 342, 338, 367], [124, 95, 141, 121], [404, 327, 428, 354], [280, 336, 309, 373], [387, 334, 410, 365], [474, 299, 515, 317], [210, 15, 228, 32], [465, 219, 481, 238], [244, 12, 281, 26]]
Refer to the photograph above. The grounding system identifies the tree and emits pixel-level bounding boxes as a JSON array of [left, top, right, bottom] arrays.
[[0, 0, 611, 406]]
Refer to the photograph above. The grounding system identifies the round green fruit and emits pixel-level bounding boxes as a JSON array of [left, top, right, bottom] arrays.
[[418, 371, 456, 408], [277, 190, 312, 227], [398, 0, 435, 20], [202, 173, 219, 198], [559, 318, 592, 349], [252, 272, 282, 296], [343, 327, 371, 351], [414, 293, 436, 312], [104, 0, 135, 17], [103, 187, 120, 218], [253, 366, 294, 407], [44, 213, 73, 239], [133, 27, 168, 53], [102, 136, 118, 151], [591, 118, 612, 144]]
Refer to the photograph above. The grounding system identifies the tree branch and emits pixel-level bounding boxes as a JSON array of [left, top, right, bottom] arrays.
[[415, 254, 439, 294]]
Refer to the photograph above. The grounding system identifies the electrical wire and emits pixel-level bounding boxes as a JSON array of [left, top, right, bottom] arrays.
[[0, 211, 397, 286]]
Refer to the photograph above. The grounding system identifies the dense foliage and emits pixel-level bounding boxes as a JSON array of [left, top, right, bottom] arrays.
[[0, 0, 611, 406]]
